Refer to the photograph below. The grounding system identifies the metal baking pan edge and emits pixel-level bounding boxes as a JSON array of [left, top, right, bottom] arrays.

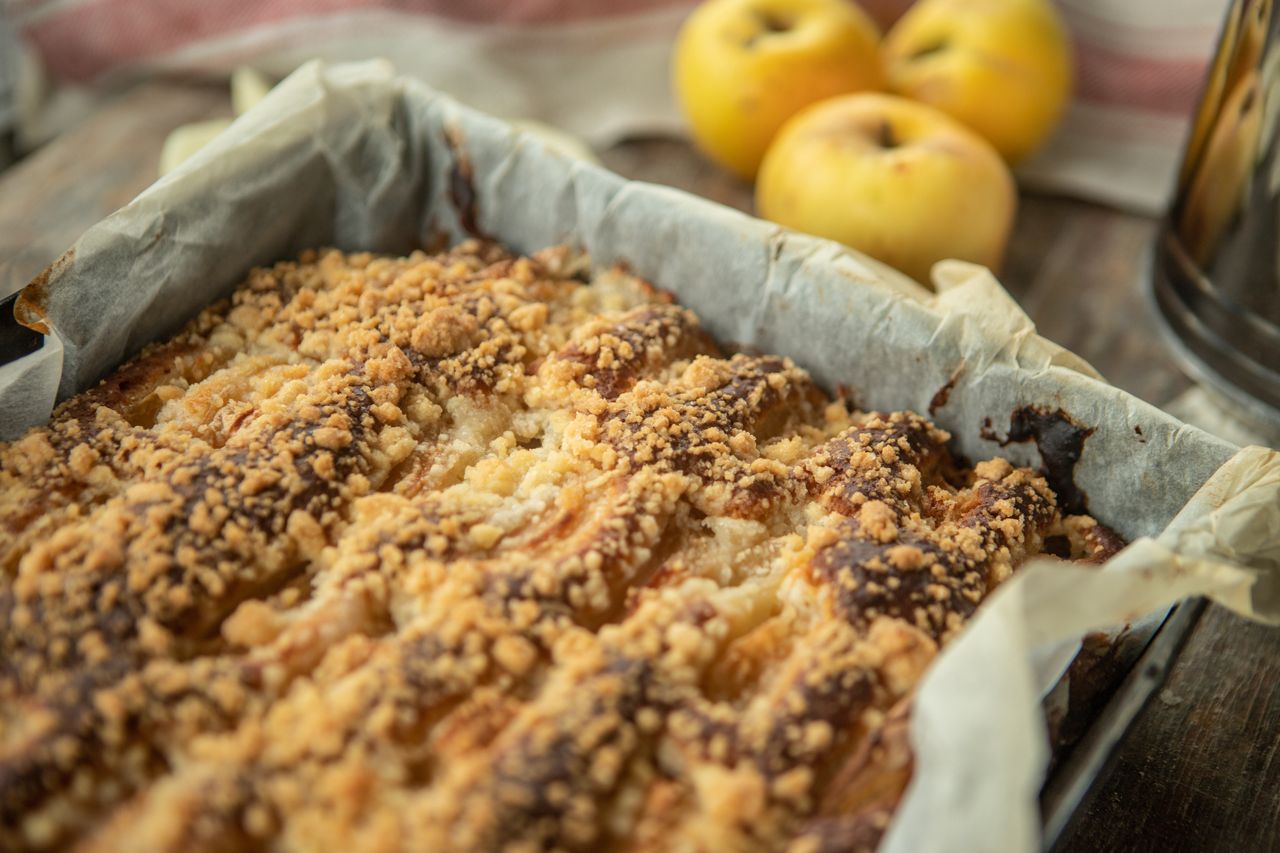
[[1041, 597, 1206, 849]]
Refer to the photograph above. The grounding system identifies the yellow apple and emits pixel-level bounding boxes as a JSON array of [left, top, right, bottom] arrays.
[[673, 0, 885, 180], [756, 93, 1015, 284], [883, 0, 1071, 165]]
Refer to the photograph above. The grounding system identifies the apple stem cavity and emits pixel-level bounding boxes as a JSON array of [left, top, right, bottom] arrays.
[[909, 40, 949, 61], [757, 11, 792, 32], [744, 9, 793, 45], [877, 120, 898, 150]]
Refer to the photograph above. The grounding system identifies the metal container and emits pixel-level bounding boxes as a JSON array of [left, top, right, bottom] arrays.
[[1153, 0, 1280, 436]]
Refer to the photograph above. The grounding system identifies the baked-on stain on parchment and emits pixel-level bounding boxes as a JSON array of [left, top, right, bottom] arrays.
[[14, 247, 77, 335], [443, 125, 491, 240], [928, 363, 965, 416], [982, 406, 1095, 516]]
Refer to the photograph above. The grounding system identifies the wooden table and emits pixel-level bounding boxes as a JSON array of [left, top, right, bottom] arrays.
[[1, 80, 1276, 851]]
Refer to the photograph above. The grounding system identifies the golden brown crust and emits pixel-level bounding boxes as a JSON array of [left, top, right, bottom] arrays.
[[0, 241, 1123, 851]]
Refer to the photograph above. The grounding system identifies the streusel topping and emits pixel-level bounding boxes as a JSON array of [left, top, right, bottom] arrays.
[[0, 241, 1121, 852]]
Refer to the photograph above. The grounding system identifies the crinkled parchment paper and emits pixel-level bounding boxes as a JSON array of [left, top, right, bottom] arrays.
[[5, 61, 1279, 852]]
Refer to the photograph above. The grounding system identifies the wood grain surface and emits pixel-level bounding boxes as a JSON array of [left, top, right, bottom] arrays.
[[0, 79, 1275, 851], [0, 80, 230, 299], [1055, 606, 1280, 852]]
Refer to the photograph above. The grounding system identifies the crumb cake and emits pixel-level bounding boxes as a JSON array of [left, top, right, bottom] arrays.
[[0, 241, 1123, 851]]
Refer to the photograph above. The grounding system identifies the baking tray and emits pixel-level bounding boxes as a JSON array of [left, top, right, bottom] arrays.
[[3, 62, 1273, 852]]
